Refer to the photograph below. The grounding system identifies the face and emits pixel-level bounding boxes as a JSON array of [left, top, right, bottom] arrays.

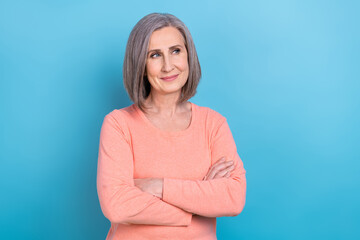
[[145, 26, 189, 97]]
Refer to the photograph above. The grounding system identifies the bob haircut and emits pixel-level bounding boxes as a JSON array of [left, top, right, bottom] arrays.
[[123, 13, 201, 112]]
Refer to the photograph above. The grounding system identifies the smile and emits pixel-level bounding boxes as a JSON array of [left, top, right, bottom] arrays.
[[160, 74, 179, 82]]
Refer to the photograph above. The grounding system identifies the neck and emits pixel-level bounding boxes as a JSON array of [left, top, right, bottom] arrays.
[[144, 91, 186, 116]]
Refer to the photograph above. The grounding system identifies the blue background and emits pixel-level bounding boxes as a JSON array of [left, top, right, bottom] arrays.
[[1, 0, 359, 239]]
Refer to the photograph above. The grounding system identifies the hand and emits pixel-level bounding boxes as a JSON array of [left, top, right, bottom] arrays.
[[134, 178, 163, 199], [203, 157, 235, 180]]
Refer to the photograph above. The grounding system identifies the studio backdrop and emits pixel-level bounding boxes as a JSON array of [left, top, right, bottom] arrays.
[[1, 0, 359, 239]]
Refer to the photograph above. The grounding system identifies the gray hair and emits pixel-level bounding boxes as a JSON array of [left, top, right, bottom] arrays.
[[123, 13, 201, 112]]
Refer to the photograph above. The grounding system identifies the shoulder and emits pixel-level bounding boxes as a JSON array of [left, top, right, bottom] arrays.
[[192, 102, 228, 139], [104, 104, 137, 124], [193, 102, 227, 127], [101, 104, 138, 138]]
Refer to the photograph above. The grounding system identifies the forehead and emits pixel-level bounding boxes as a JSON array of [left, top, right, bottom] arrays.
[[148, 27, 185, 49]]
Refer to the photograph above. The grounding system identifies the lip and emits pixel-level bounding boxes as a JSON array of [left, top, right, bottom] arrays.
[[160, 74, 179, 81]]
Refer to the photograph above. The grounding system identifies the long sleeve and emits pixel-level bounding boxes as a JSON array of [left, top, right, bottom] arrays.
[[162, 117, 246, 218], [96, 114, 192, 226]]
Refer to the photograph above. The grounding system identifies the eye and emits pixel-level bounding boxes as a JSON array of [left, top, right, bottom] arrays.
[[150, 52, 161, 58], [172, 48, 180, 54]]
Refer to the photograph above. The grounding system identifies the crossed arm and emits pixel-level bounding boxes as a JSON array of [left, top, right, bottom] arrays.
[[134, 157, 236, 199], [97, 114, 246, 226]]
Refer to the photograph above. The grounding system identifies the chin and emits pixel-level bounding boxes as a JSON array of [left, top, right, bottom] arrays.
[[161, 88, 183, 95]]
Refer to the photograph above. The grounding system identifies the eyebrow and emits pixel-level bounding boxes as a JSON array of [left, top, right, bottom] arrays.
[[148, 44, 183, 53]]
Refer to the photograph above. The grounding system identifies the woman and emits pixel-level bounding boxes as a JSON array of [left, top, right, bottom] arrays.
[[97, 13, 246, 240]]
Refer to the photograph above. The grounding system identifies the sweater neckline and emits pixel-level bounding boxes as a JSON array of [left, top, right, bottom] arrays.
[[133, 101, 196, 137]]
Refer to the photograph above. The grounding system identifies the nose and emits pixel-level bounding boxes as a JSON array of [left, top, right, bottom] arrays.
[[161, 54, 174, 72]]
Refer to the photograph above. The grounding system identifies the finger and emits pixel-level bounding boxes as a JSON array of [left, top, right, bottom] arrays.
[[204, 158, 232, 180], [226, 164, 235, 172], [213, 170, 228, 178], [212, 161, 234, 173], [213, 157, 226, 166], [219, 171, 231, 178], [216, 157, 226, 163], [207, 167, 221, 180], [214, 165, 235, 178], [207, 161, 233, 179], [205, 160, 225, 180], [207, 161, 233, 180]]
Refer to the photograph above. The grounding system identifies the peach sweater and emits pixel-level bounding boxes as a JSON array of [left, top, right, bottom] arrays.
[[96, 102, 246, 240]]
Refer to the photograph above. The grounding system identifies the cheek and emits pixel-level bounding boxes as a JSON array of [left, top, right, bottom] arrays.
[[178, 56, 189, 72], [146, 61, 161, 76]]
